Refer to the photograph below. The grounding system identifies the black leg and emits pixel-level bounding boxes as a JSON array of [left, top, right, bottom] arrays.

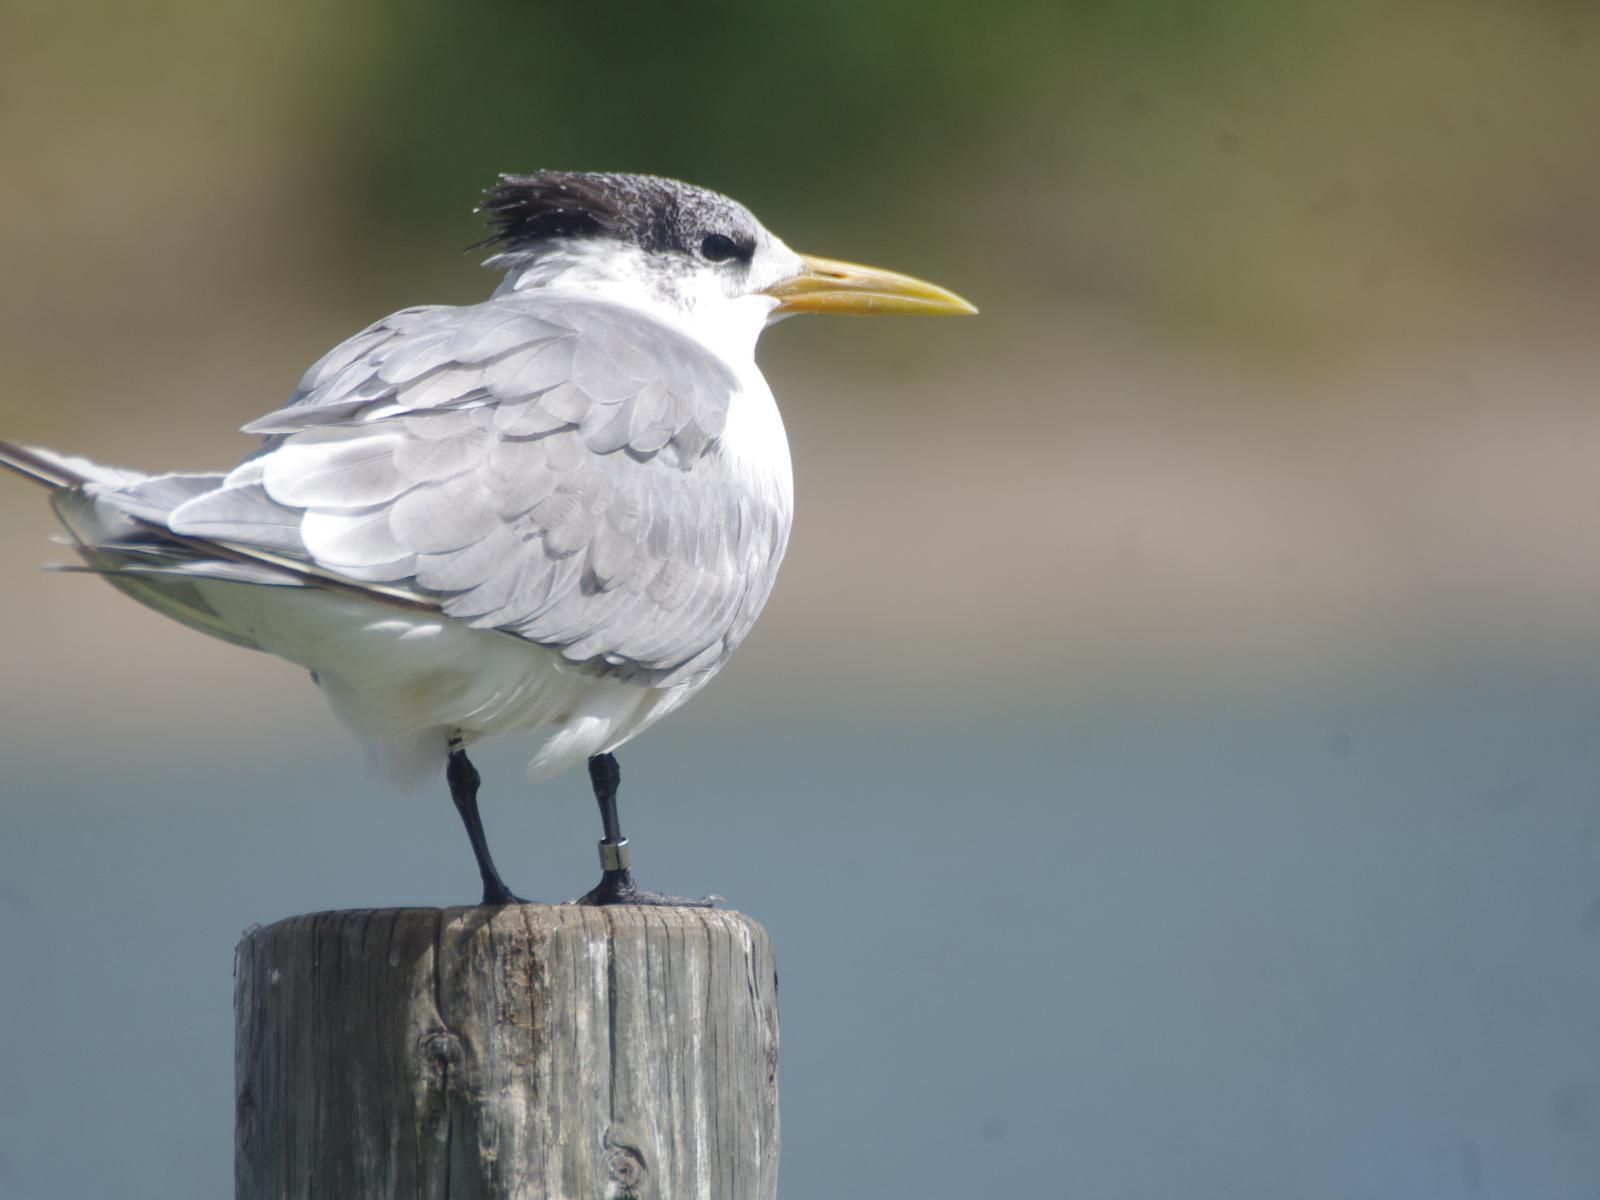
[[447, 744, 525, 906], [591, 751, 624, 845], [573, 752, 716, 908]]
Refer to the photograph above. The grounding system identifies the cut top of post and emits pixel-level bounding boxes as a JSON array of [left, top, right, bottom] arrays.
[[235, 905, 780, 1200]]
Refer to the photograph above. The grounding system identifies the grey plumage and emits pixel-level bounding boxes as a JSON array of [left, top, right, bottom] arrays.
[[41, 292, 788, 687], [0, 164, 986, 914], [1, 168, 975, 899]]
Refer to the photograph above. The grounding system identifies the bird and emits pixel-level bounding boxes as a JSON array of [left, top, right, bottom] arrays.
[[0, 170, 975, 906]]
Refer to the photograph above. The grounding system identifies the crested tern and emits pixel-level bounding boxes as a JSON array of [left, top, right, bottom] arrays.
[[0, 171, 975, 905]]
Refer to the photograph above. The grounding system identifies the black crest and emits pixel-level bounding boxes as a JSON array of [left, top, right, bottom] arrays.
[[476, 172, 631, 248], [476, 171, 759, 261]]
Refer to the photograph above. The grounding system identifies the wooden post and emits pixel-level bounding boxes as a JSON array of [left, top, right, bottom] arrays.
[[234, 906, 780, 1200]]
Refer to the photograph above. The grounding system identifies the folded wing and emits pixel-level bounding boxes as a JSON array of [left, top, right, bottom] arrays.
[[132, 295, 789, 686]]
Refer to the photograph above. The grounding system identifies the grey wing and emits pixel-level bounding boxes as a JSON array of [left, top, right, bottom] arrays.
[[160, 295, 791, 685]]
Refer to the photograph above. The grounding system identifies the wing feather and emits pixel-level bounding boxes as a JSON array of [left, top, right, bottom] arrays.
[[100, 293, 790, 685], [260, 430, 412, 508]]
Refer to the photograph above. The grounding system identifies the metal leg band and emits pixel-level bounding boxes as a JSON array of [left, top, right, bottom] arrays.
[[598, 838, 631, 872]]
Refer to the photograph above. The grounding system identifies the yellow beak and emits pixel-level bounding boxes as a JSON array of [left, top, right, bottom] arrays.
[[764, 253, 977, 317]]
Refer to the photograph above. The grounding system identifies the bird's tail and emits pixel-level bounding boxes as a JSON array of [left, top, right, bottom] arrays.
[[0, 440, 89, 489], [0, 436, 157, 555], [0, 437, 154, 568], [0, 438, 286, 649], [0, 439, 149, 492]]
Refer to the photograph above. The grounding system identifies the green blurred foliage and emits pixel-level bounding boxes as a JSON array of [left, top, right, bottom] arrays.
[[306, 1, 1600, 339], [324, 2, 1315, 218], [3, 0, 1596, 341], [297, 1, 1345, 250]]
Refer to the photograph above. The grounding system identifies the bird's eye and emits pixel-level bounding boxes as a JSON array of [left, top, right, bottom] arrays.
[[700, 233, 745, 263]]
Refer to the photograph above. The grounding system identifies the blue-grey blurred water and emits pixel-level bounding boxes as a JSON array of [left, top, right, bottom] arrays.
[[1, 669, 1598, 1198]]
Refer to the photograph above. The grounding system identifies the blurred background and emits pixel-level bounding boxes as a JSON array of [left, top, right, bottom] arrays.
[[2, 1, 1599, 1196]]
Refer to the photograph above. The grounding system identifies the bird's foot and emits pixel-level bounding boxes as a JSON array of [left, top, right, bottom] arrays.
[[480, 880, 530, 907], [568, 840, 718, 907], [570, 868, 719, 908]]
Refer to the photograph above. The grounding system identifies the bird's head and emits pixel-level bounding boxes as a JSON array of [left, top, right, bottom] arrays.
[[477, 171, 974, 352]]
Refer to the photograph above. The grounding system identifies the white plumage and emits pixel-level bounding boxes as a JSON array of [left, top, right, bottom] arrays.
[[0, 170, 972, 902]]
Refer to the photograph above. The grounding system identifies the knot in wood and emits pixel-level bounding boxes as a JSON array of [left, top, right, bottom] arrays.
[[603, 1144, 647, 1199], [420, 1029, 462, 1072]]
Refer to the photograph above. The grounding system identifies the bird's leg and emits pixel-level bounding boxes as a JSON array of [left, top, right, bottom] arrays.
[[573, 752, 716, 907], [446, 740, 526, 906]]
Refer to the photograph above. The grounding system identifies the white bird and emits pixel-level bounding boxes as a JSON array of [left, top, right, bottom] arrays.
[[0, 171, 974, 905]]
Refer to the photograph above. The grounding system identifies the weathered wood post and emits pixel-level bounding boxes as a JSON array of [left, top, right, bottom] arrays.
[[234, 906, 780, 1199]]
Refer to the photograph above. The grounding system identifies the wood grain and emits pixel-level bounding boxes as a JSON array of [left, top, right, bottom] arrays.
[[235, 906, 779, 1199]]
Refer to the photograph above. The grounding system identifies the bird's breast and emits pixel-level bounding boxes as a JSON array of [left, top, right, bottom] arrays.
[[718, 369, 794, 524]]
